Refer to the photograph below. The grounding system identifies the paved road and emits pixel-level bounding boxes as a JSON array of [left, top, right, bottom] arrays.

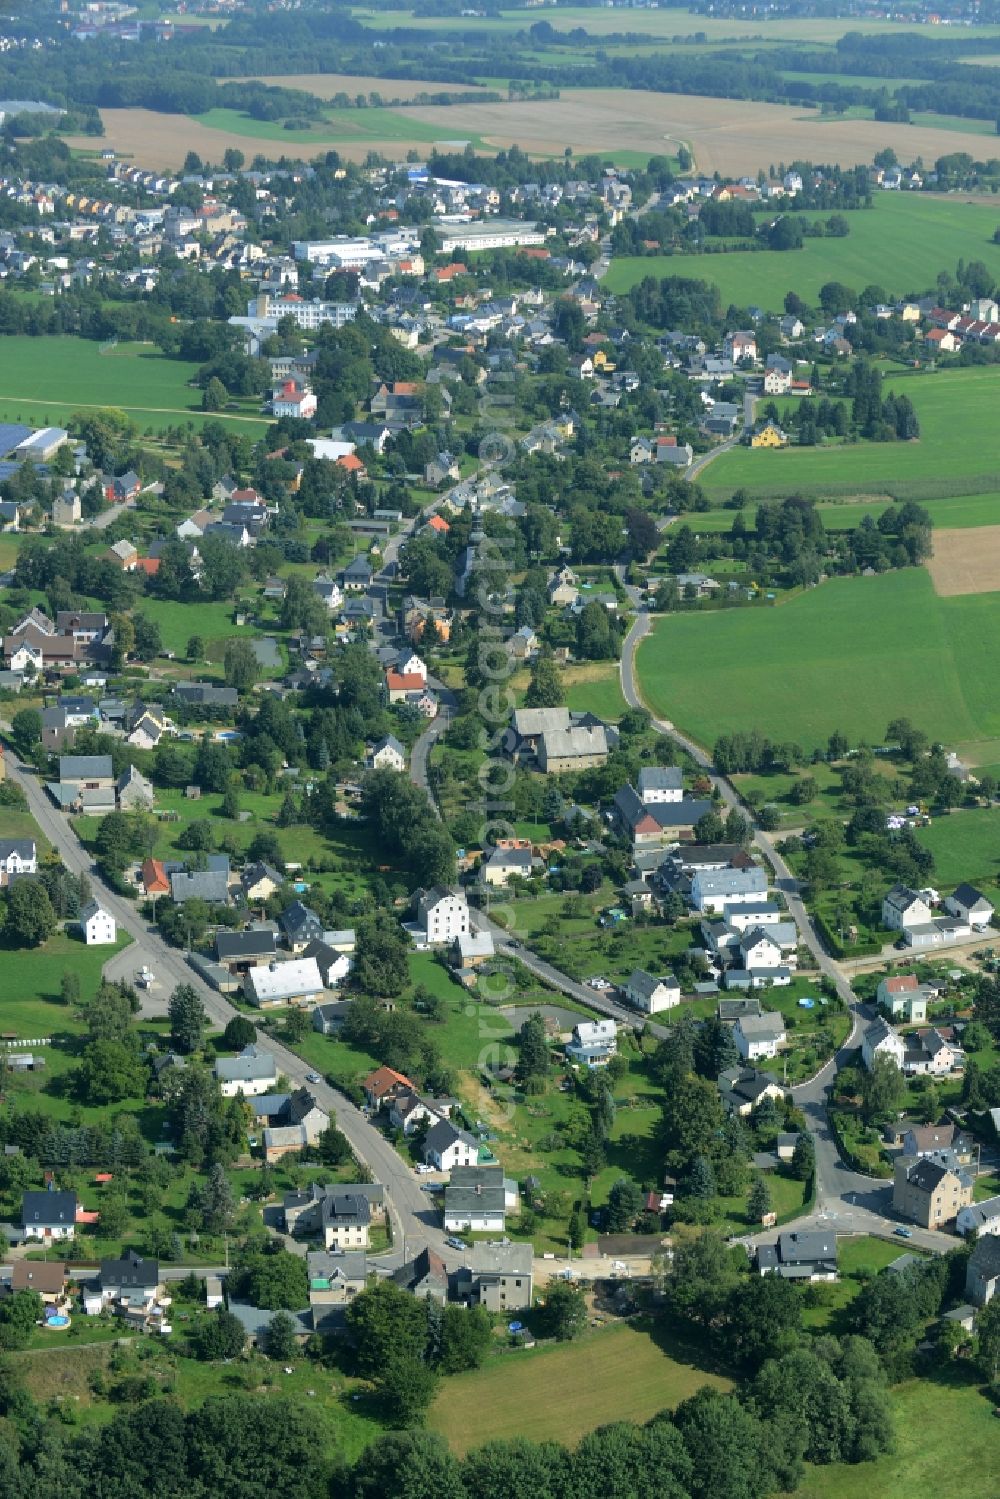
[[3, 749, 450, 1269]]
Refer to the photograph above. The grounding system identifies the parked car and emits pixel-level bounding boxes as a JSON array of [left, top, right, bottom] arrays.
[[306, 1073, 320, 1084], [894, 1226, 913, 1238], [446, 1236, 467, 1250]]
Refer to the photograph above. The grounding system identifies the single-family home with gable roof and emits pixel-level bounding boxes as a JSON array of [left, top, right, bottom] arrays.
[[958, 1194, 1000, 1239], [882, 884, 932, 931], [945, 883, 994, 928], [363, 1065, 414, 1110], [735, 1011, 786, 1061], [215, 1045, 278, 1097], [566, 1019, 617, 1067], [367, 734, 406, 772], [966, 1235, 1000, 1305], [444, 1163, 510, 1233], [623, 969, 680, 1014], [22, 1188, 78, 1241], [637, 766, 683, 803], [718, 1066, 786, 1117], [423, 1118, 479, 1172], [79, 900, 116, 946], [241, 862, 283, 903], [280, 899, 324, 952], [757, 1230, 837, 1280], [877, 973, 929, 1023], [862, 1016, 906, 1071]]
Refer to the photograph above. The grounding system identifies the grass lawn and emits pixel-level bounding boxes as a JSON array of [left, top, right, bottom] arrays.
[[605, 194, 1000, 310], [915, 807, 1000, 906], [136, 597, 257, 658], [636, 566, 1000, 756], [701, 368, 1000, 500], [0, 336, 271, 435], [792, 1365, 1000, 1499], [560, 661, 628, 721], [428, 1318, 732, 1453], [0, 931, 131, 1029]]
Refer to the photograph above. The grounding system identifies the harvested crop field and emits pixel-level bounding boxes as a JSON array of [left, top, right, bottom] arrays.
[[232, 72, 493, 100], [403, 90, 1000, 175], [69, 91, 1000, 172], [926, 526, 1000, 597]]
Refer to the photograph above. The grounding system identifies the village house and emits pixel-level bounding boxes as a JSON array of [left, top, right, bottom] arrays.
[[0, 838, 36, 883], [958, 1194, 1000, 1239], [391, 1248, 448, 1306], [21, 1189, 78, 1241], [566, 1019, 618, 1067], [214, 1045, 278, 1098], [622, 969, 681, 1014], [691, 865, 769, 915], [415, 886, 470, 944], [362, 1065, 414, 1111], [734, 1011, 786, 1061], [893, 1148, 973, 1228], [944, 883, 994, 929], [308, 1250, 368, 1329], [882, 884, 933, 931], [965, 1236, 1000, 1306], [862, 1016, 907, 1071], [79, 900, 116, 946], [367, 734, 406, 772], [757, 1230, 837, 1281], [876, 973, 930, 1023], [215, 929, 278, 974], [718, 1066, 787, 1117], [452, 1241, 534, 1312], [443, 1163, 514, 1234], [423, 1118, 479, 1172], [279, 899, 324, 952]]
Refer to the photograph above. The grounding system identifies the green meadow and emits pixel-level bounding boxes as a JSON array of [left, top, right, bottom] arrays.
[[604, 194, 1000, 310], [636, 566, 1000, 754], [0, 336, 270, 435], [700, 367, 1000, 499]]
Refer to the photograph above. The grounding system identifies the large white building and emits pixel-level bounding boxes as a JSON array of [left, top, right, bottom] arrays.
[[244, 957, 324, 1008], [416, 886, 470, 945], [79, 900, 116, 946]]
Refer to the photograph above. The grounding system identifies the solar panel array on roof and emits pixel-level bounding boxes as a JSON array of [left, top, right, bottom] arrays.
[[0, 425, 32, 458]]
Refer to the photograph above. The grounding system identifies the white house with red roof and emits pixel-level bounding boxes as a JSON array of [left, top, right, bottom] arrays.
[[272, 380, 317, 420]]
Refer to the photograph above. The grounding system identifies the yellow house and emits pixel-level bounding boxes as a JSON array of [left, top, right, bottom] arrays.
[[592, 350, 616, 372], [750, 422, 789, 449]]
